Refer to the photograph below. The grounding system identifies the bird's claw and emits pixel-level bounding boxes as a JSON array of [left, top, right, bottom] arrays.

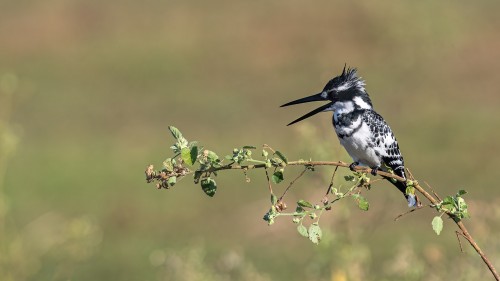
[[349, 162, 358, 172]]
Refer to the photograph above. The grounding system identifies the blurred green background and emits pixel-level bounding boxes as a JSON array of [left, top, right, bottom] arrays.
[[1, 1, 500, 280]]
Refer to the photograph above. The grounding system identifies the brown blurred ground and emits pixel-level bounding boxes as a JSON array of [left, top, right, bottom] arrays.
[[1, 1, 500, 280]]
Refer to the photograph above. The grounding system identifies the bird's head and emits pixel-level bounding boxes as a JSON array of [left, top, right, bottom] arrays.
[[281, 65, 373, 125]]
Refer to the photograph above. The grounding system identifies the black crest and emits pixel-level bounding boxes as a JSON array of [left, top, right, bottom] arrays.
[[323, 65, 362, 92], [340, 64, 359, 84]]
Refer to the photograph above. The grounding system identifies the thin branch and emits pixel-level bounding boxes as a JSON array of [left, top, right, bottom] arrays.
[[394, 205, 427, 221], [279, 167, 308, 201], [146, 159, 500, 281], [413, 181, 499, 281], [425, 180, 442, 202], [264, 168, 274, 194], [369, 178, 384, 184], [456, 221, 499, 280], [325, 166, 339, 197], [455, 231, 465, 253], [263, 144, 276, 154]]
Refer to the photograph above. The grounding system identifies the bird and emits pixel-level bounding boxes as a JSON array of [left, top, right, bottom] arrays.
[[281, 66, 417, 207]]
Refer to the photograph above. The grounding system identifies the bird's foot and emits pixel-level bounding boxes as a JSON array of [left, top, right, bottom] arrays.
[[349, 162, 359, 172], [370, 166, 380, 176]]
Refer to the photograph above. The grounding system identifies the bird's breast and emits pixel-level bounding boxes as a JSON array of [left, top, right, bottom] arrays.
[[333, 112, 362, 138], [335, 120, 382, 168]]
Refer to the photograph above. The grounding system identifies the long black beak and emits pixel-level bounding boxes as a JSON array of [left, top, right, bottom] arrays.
[[281, 93, 332, 126]]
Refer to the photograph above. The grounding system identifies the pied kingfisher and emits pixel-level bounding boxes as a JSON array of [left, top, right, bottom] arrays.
[[281, 66, 416, 207]]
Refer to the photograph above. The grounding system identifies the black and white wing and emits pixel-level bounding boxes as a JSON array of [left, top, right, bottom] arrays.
[[362, 110, 409, 197]]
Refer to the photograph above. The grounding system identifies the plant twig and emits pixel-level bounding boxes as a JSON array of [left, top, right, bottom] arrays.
[[146, 159, 500, 280], [394, 206, 426, 221], [412, 180, 499, 281], [425, 180, 442, 202], [455, 231, 465, 253], [325, 166, 339, 197], [264, 168, 274, 194], [279, 167, 308, 200]]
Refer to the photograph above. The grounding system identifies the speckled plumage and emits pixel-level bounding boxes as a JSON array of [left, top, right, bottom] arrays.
[[335, 108, 406, 182], [282, 66, 415, 206]]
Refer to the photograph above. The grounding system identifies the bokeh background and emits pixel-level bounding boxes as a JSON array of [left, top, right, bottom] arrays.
[[1, 1, 500, 280]]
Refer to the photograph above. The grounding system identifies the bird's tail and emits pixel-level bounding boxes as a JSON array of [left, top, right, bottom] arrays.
[[384, 167, 417, 207], [390, 178, 407, 196]]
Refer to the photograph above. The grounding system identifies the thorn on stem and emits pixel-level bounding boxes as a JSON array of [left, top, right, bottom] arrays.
[[425, 181, 442, 201], [455, 231, 465, 253], [394, 204, 426, 221]]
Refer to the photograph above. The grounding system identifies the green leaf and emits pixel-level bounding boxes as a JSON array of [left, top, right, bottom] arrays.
[[191, 146, 199, 163], [167, 176, 177, 187], [297, 224, 309, 237], [456, 197, 465, 207], [353, 194, 369, 211], [243, 145, 257, 149], [295, 206, 305, 214], [297, 200, 313, 208], [274, 151, 288, 164], [201, 178, 217, 197], [163, 158, 174, 172], [263, 206, 278, 225], [206, 150, 219, 162], [168, 126, 183, 140], [308, 223, 322, 244], [270, 194, 278, 205], [457, 189, 467, 196], [405, 185, 415, 195], [188, 141, 199, 149], [181, 146, 198, 166], [344, 175, 356, 182], [462, 210, 470, 219], [262, 150, 269, 158], [456, 197, 470, 220], [194, 171, 202, 184], [432, 216, 443, 235], [271, 171, 284, 184], [441, 196, 455, 210], [443, 196, 454, 204], [181, 147, 191, 164]]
